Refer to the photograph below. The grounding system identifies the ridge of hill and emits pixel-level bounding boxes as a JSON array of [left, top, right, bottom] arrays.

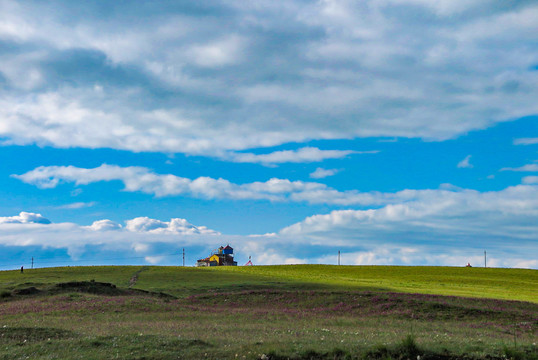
[[1, 265, 536, 303], [1, 265, 537, 359]]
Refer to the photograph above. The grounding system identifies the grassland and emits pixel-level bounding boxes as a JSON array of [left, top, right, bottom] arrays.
[[0, 265, 536, 359]]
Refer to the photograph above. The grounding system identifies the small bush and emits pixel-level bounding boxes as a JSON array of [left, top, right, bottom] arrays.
[[398, 334, 420, 357], [503, 345, 538, 360], [365, 344, 390, 359], [0, 290, 11, 298], [260, 349, 350, 360], [364, 336, 421, 360]]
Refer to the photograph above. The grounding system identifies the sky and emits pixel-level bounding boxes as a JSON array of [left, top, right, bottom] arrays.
[[0, 0, 537, 269]]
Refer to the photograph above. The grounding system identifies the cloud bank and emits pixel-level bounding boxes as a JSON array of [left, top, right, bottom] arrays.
[[281, 184, 538, 244], [1, 1, 537, 156], [4, 173, 538, 268], [0, 202, 536, 269], [14, 164, 486, 206], [1, 212, 218, 236]]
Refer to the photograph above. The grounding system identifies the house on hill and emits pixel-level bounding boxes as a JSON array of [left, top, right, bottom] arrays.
[[196, 245, 238, 267]]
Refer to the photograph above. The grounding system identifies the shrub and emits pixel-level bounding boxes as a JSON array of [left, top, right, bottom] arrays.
[[398, 334, 420, 357], [502, 345, 538, 360]]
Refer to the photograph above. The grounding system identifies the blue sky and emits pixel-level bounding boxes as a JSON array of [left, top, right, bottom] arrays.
[[1, 0, 537, 269]]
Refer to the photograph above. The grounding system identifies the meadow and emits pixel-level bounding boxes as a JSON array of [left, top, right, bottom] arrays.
[[0, 265, 536, 359]]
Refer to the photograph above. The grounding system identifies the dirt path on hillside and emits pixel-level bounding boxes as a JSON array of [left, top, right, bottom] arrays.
[[128, 266, 149, 288]]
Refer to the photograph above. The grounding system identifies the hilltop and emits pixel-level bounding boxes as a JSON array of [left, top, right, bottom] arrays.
[[1, 264, 536, 302], [0, 265, 536, 359]]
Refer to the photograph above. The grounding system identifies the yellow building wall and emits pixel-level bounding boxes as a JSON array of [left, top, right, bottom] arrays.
[[209, 254, 220, 265]]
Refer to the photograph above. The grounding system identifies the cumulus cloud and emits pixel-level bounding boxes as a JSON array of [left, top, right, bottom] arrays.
[[13, 164, 322, 201], [457, 155, 473, 168], [0, 212, 221, 264], [82, 216, 219, 235], [0, 1, 537, 156], [0, 212, 219, 236], [281, 184, 538, 245], [125, 217, 219, 235], [310, 168, 340, 179], [315, 246, 537, 269], [275, 184, 538, 268], [14, 164, 480, 206], [85, 219, 122, 231], [0, 190, 537, 269], [0, 212, 51, 225]]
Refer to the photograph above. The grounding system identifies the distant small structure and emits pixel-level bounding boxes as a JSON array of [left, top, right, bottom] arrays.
[[245, 256, 253, 266], [466, 263, 472, 267], [196, 245, 238, 267]]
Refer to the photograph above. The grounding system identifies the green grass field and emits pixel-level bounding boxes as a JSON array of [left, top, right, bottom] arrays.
[[0, 265, 536, 359]]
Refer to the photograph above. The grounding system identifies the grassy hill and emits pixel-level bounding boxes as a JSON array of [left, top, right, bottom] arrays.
[[0, 265, 537, 359], [1, 265, 536, 302]]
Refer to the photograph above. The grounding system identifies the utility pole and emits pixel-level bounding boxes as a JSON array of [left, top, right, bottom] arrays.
[[484, 250, 487, 268], [338, 251, 341, 266], [182, 248, 185, 267], [31, 257, 34, 269]]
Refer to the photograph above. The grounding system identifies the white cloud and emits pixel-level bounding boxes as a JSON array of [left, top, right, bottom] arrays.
[[457, 155, 473, 168], [0, 2, 537, 155], [501, 162, 538, 172], [133, 243, 149, 253], [186, 35, 245, 68], [225, 147, 359, 165], [0, 51, 45, 90], [0, 211, 218, 237], [0, 212, 221, 265], [281, 184, 538, 245], [523, 176, 538, 184], [0, 222, 224, 264], [274, 185, 538, 268], [310, 168, 340, 179], [83, 216, 219, 235], [0, 212, 51, 225], [13, 164, 479, 206], [0, 201, 536, 268], [144, 256, 166, 264], [514, 138, 538, 145], [85, 219, 122, 231], [56, 202, 96, 210], [383, 0, 493, 16], [314, 246, 535, 268], [125, 217, 219, 235]]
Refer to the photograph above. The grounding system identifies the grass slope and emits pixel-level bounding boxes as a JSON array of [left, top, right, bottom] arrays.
[[214, 265, 538, 303], [0, 265, 536, 360], [2, 265, 535, 302]]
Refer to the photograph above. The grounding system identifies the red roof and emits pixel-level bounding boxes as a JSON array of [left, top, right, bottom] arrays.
[[223, 245, 233, 250]]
